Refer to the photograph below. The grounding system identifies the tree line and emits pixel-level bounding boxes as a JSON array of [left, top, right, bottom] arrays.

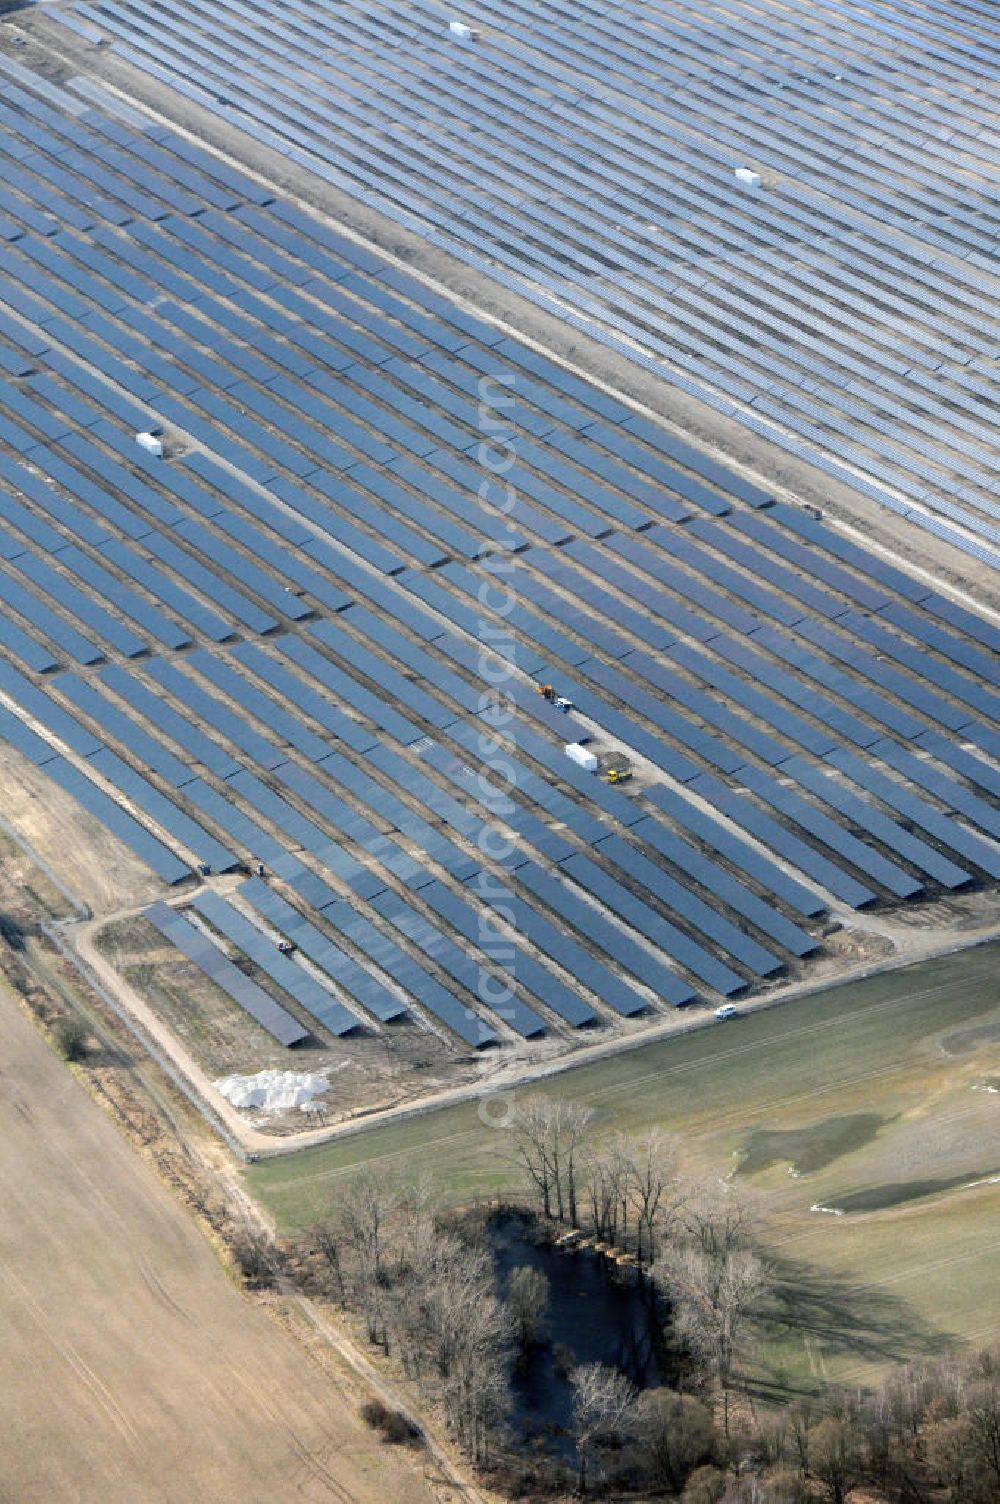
[[282, 1094, 999, 1501], [513, 1096, 768, 1438], [302, 1169, 510, 1465]]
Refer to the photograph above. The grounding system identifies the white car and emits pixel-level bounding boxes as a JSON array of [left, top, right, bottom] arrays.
[[714, 1004, 741, 1020]]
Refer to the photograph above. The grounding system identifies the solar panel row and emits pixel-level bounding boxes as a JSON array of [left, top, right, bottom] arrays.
[[239, 875, 408, 1023], [145, 899, 310, 1044], [191, 890, 360, 1036]]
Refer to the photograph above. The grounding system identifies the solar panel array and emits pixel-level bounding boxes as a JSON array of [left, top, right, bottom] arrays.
[[1, 54, 1000, 1061], [145, 899, 310, 1044], [51, 0, 1000, 571]]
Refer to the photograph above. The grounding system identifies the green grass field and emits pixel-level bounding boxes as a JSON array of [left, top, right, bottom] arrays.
[[247, 944, 1000, 1393]]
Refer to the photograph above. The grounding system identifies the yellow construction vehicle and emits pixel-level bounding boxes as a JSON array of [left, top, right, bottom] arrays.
[[605, 767, 633, 785]]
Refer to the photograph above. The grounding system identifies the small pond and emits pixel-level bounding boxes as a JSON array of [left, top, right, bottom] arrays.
[[490, 1214, 664, 1456], [736, 1112, 887, 1178], [818, 1169, 999, 1214]]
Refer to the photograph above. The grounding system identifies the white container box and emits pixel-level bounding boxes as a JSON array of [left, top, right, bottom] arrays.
[[565, 742, 599, 773], [448, 20, 473, 38], [734, 167, 761, 189], [135, 430, 163, 457]]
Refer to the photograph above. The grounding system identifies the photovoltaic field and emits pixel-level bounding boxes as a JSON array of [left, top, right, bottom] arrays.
[[1, 27, 1000, 1073], [48, 0, 1000, 574]]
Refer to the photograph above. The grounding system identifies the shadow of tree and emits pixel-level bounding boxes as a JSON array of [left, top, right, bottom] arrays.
[[0, 911, 27, 950], [747, 1250, 952, 1400]]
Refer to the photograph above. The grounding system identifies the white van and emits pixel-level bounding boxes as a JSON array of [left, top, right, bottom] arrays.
[[714, 1004, 740, 1020]]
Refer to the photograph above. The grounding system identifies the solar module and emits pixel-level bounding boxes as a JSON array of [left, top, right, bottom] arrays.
[[187, 649, 333, 763], [239, 876, 407, 1022], [770, 504, 932, 603], [307, 618, 457, 729], [622, 415, 772, 508], [826, 748, 1000, 880], [666, 640, 830, 761], [183, 778, 285, 862], [714, 632, 877, 751], [0, 657, 101, 756], [0, 487, 68, 556], [516, 862, 696, 1005], [273, 759, 455, 885], [913, 731, 1000, 802], [587, 425, 730, 516], [921, 592, 1000, 655], [320, 900, 497, 1047], [0, 612, 59, 673], [796, 617, 968, 732], [418, 879, 596, 1027], [132, 529, 279, 636], [99, 663, 240, 778], [145, 900, 310, 1044], [686, 772, 875, 909], [878, 601, 1000, 687], [540, 542, 677, 649], [779, 755, 971, 890], [595, 835, 783, 976], [8, 44, 1000, 1066], [735, 763, 924, 900], [56, 674, 192, 786], [227, 768, 329, 853], [0, 448, 115, 550], [52, 545, 190, 649], [87, 745, 236, 871], [348, 462, 482, 559], [369, 889, 547, 1037], [100, 538, 235, 643], [0, 702, 58, 765], [871, 739, 1000, 843], [561, 851, 747, 994], [605, 529, 748, 635], [46, 757, 191, 882], [465, 871, 651, 1016], [630, 814, 819, 955], [142, 656, 287, 770], [764, 621, 925, 741], [192, 891, 359, 1036], [840, 608, 1000, 723], [275, 635, 423, 744]]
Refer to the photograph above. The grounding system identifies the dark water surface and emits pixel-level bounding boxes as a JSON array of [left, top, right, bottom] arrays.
[[823, 1170, 999, 1213], [737, 1112, 888, 1177], [491, 1216, 663, 1453]]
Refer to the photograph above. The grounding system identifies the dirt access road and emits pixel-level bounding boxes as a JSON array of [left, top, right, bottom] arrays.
[[0, 980, 440, 1504]]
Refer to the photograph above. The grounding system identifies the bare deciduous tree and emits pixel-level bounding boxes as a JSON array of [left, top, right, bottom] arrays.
[[332, 1169, 405, 1349], [964, 1369, 1000, 1503], [655, 1187, 770, 1437], [570, 1360, 638, 1492], [614, 1134, 634, 1250], [809, 1416, 859, 1504], [681, 1177, 757, 1260], [681, 1464, 727, 1504], [582, 1140, 626, 1244], [511, 1096, 557, 1219], [440, 1291, 511, 1466], [310, 1221, 345, 1301], [511, 1095, 594, 1224], [633, 1387, 716, 1493], [353, 1210, 513, 1467], [552, 1099, 594, 1226], [627, 1129, 681, 1265], [507, 1264, 549, 1354]]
